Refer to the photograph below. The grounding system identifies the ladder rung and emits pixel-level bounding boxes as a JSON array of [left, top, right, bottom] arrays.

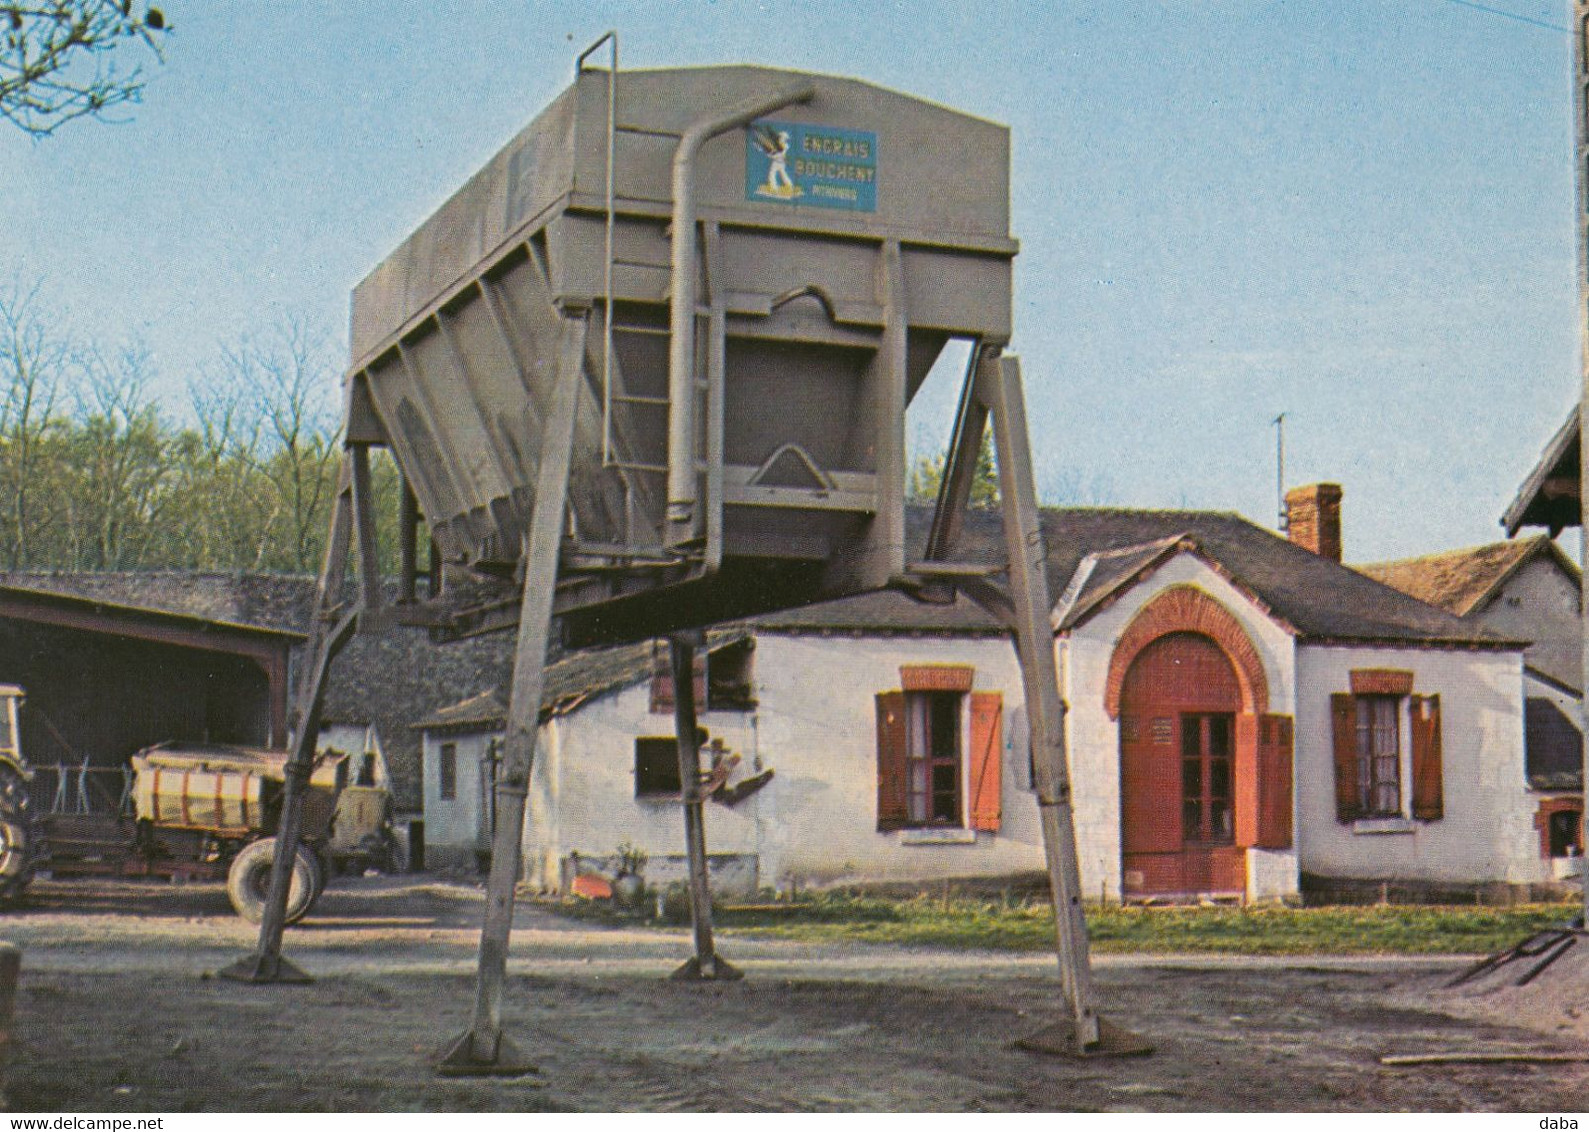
[[616, 123, 683, 139], [608, 461, 668, 474], [612, 395, 669, 406]]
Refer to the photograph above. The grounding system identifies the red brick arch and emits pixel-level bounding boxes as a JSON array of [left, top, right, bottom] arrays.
[[1104, 585, 1269, 720]]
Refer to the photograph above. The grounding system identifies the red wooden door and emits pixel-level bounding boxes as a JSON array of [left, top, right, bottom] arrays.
[[1119, 632, 1245, 898]]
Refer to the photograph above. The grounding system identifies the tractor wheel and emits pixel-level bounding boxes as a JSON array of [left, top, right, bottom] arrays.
[[0, 763, 37, 907], [226, 838, 317, 925]]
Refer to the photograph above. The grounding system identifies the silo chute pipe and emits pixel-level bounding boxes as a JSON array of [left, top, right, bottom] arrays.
[[666, 79, 816, 544]]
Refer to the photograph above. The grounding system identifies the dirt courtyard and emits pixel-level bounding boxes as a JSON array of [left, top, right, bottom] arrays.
[[1, 876, 1585, 1112]]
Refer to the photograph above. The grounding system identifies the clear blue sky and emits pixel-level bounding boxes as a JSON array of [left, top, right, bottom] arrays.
[[1, 1, 1577, 562]]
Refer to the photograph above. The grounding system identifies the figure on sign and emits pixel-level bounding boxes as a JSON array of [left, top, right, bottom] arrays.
[[751, 124, 801, 199]]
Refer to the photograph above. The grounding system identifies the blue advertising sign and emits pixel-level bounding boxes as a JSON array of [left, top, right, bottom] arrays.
[[745, 120, 877, 212]]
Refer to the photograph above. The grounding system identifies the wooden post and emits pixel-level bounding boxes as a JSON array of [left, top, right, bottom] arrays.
[[1574, 0, 1589, 928], [220, 461, 357, 985], [436, 314, 590, 1077], [669, 633, 741, 981], [976, 352, 1150, 1058], [399, 475, 419, 604], [0, 942, 18, 1099]]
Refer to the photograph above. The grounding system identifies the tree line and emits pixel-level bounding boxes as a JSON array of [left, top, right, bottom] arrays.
[[0, 280, 408, 576]]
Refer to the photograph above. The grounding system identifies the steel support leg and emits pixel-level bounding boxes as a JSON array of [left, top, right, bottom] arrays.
[[436, 314, 589, 1078], [221, 464, 357, 985], [976, 352, 1150, 1058], [668, 633, 741, 981]]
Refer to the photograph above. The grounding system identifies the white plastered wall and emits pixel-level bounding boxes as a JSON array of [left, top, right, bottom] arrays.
[[418, 729, 494, 868], [1060, 552, 1299, 901], [1294, 644, 1541, 885], [524, 681, 764, 891], [522, 633, 1066, 892]]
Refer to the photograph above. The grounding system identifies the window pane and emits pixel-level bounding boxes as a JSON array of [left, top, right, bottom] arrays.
[[1181, 715, 1200, 755], [1211, 800, 1232, 840], [1209, 757, 1230, 800], [1208, 715, 1231, 758], [1183, 799, 1202, 837], [903, 690, 963, 827], [1182, 757, 1201, 798], [930, 693, 959, 759]]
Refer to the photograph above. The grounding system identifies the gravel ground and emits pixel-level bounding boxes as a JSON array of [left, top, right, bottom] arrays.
[[1, 876, 1585, 1113]]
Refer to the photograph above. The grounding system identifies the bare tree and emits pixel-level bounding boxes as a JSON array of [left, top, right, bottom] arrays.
[[1, 1, 168, 137], [0, 278, 67, 567], [68, 340, 170, 568], [223, 318, 340, 573], [180, 366, 273, 570]]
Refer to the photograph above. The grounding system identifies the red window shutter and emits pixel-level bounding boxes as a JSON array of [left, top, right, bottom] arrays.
[[650, 656, 674, 714], [650, 646, 705, 714], [1233, 713, 1260, 847], [875, 691, 908, 831], [968, 692, 1003, 832], [1410, 693, 1444, 821], [1257, 714, 1294, 848], [1330, 693, 1362, 822]]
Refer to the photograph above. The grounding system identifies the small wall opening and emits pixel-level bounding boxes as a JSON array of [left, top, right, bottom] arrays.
[[635, 737, 682, 797]]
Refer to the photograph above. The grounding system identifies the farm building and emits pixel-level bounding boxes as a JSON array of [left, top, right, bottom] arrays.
[[0, 571, 512, 840], [1357, 533, 1585, 881], [418, 492, 1568, 903]]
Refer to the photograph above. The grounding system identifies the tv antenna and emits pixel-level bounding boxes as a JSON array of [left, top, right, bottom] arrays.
[[1273, 412, 1288, 532]]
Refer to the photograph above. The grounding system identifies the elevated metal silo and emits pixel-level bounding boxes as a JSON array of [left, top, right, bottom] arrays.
[[342, 60, 1016, 640], [224, 45, 1142, 1071]]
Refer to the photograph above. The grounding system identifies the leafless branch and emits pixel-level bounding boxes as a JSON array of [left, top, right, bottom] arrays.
[[1, 1, 168, 137]]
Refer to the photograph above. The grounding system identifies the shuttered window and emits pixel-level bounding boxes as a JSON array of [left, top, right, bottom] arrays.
[[875, 684, 1003, 833], [650, 640, 757, 713], [906, 691, 962, 825], [1329, 689, 1443, 823]]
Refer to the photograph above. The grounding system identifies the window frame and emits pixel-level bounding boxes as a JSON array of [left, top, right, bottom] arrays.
[[1179, 711, 1235, 845], [903, 689, 966, 828], [1354, 694, 1404, 819], [1332, 684, 1442, 825]]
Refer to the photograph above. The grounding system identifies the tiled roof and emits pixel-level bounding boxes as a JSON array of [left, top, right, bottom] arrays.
[[934, 506, 1517, 648], [1355, 536, 1569, 617], [419, 629, 753, 730], [0, 570, 314, 634]]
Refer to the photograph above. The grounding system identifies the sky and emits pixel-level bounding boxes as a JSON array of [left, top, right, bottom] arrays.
[[0, 0, 1580, 562]]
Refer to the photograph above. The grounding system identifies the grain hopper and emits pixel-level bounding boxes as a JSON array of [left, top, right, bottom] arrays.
[[341, 60, 1015, 640], [224, 44, 1140, 1070]]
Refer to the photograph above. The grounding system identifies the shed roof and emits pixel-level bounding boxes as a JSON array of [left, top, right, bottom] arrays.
[[419, 630, 753, 731], [1355, 535, 1578, 618], [0, 571, 313, 636]]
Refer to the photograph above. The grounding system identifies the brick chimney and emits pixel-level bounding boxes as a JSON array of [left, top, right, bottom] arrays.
[[1284, 483, 1343, 561]]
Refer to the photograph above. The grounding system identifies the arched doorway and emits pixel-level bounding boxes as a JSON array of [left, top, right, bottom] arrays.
[[1119, 631, 1245, 899]]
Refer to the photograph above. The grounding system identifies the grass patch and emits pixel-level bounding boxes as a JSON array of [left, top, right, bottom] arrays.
[[548, 890, 1578, 955]]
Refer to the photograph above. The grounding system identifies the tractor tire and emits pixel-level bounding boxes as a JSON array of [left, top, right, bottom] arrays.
[[0, 763, 37, 907], [226, 838, 318, 925]]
